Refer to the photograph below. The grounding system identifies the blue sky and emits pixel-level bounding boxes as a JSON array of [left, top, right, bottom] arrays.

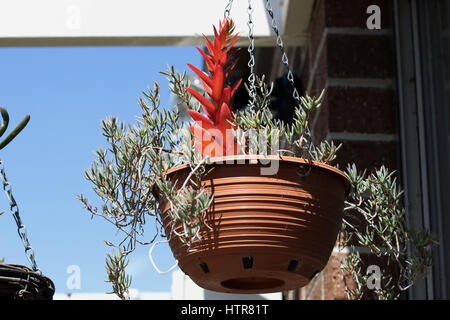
[[0, 45, 201, 294]]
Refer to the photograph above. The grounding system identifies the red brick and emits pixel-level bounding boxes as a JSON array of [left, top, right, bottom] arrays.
[[328, 86, 396, 133], [327, 34, 394, 79], [333, 140, 398, 172], [321, 253, 352, 300]]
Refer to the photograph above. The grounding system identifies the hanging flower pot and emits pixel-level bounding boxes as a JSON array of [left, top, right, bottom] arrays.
[[80, 8, 436, 299], [156, 155, 350, 294], [0, 263, 55, 300], [80, 16, 354, 296]]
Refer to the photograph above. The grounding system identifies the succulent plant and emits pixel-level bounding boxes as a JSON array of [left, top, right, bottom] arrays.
[[0, 107, 30, 150], [185, 18, 242, 157]]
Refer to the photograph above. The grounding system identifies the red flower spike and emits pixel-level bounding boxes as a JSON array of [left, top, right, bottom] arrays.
[[225, 33, 239, 49], [213, 25, 219, 39], [231, 79, 242, 97], [221, 87, 232, 106], [212, 64, 224, 102], [213, 37, 221, 56], [190, 126, 221, 157], [185, 87, 215, 119], [224, 59, 238, 80], [187, 63, 212, 88], [187, 110, 216, 131], [216, 102, 233, 133], [189, 125, 221, 147], [203, 34, 215, 57], [218, 22, 228, 46], [186, 18, 242, 158], [196, 47, 214, 73], [219, 51, 227, 67], [200, 80, 212, 97], [227, 48, 241, 70]]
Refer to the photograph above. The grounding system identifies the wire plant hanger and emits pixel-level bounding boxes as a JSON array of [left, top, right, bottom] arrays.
[[224, 0, 314, 159], [0, 107, 54, 300]]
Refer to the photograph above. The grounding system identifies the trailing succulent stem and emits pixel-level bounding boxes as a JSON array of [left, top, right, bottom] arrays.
[[0, 107, 30, 150], [339, 165, 436, 299], [105, 249, 132, 300]]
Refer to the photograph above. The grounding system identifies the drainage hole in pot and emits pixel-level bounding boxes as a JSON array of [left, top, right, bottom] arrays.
[[221, 277, 285, 291], [242, 257, 254, 269], [199, 262, 210, 274], [287, 260, 298, 271]]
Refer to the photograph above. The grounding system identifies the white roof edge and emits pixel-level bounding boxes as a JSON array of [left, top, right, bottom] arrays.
[[0, 0, 313, 47]]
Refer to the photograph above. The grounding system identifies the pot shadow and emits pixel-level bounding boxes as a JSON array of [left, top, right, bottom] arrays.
[[201, 177, 221, 251]]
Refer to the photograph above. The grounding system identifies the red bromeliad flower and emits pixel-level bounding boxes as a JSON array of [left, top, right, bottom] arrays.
[[185, 18, 242, 157]]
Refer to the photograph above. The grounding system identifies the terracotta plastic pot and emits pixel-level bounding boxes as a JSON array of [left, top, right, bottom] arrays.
[[157, 155, 351, 294]]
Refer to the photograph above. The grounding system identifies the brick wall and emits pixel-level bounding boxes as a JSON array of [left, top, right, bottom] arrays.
[[279, 0, 399, 300]]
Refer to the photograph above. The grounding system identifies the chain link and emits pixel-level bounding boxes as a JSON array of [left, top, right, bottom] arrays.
[[226, 0, 314, 157], [263, 0, 314, 157], [264, 0, 300, 104], [0, 158, 40, 273], [247, 0, 256, 107], [223, 0, 234, 19]]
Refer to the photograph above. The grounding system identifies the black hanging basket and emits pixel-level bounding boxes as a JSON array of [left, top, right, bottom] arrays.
[[0, 263, 55, 300]]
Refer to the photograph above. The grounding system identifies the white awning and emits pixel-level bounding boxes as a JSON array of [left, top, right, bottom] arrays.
[[0, 0, 314, 47]]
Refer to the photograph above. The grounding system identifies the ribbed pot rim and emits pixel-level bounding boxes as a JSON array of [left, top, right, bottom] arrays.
[[165, 155, 352, 196]]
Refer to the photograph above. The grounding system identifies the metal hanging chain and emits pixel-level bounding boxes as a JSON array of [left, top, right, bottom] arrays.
[[223, 0, 234, 19], [247, 0, 257, 107], [227, 0, 314, 156], [263, 0, 314, 157], [0, 158, 40, 273], [263, 0, 300, 105]]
